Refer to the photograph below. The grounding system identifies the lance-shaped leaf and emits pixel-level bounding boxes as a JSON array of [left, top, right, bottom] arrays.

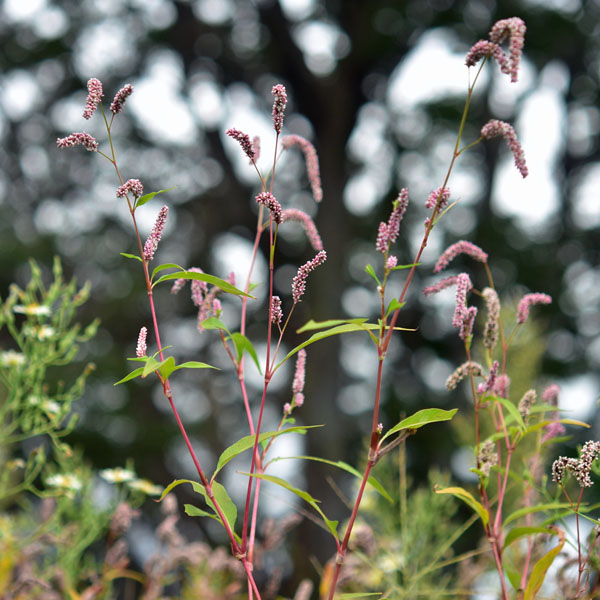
[[380, 408, 458, 443], [365, 264, 381, 286], [504, 502, 572, 526], [230, 333, 262, 374], [523, 528, 565, 600], [242, 472, 338, 541], [120, 252, 142, 263], [151, 262, 185, 281], [152, 270, 253, 297], [114, 367, 145, 385], [434, 485, 489, 528], [503, 526, 558, 550], [135, 187, 175, 208], [211, 426, 322, 482]]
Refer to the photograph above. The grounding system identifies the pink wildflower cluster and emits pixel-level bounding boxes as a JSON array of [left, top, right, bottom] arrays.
[[375, 189, 409, 254], [493, 373, 511, 398], [434, 240, 488, 273], [425, 187, 450, 210], [446, 360, 483, 391], [136, 326, 148, 357], [292, 349, 306, 406], [281, 208, 323, 251], [481, 288, 500, 350], [83, 78, 103, 120], [477, 360, 499, 395], [256, 192, 283, 224], [110, 84, 134, 115], [542, 384, 565, 442], [552, 441, 600, 488], [116, 178, 144, 199], [423, 275, 459, 296], [56, 132, 98, 152], [292, 251, 327, 303], [489, 17, 526, 83], [481, 119, 528, 178], [465, 17, 526, 83], [452, 273, 474, 338], [271, 84, 287, 134], [281, 135, 323, 202], [143, 205, 169, 261], [226, 128, 256, 162], [270, 295, 283, 326], [251, 136, 260, 162], [516, 292, 552, 324]]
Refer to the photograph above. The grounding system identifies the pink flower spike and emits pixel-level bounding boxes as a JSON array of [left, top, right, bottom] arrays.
[[270, 295, 283, 325], [292, 250, 327, 304], [110, 83, 133, 115], [386, 255, 398, 270], [423, 275, 459, 296], [425, 187, 451, 210], [143, 206, 169, 262], [452, 273, 473, 329], [251, 136, 260, 163], [459, 305, 478, 341], [281, 135, 323, 202], [542, 383, 560, 406], [516, 292, 552, 324], [116, 178, 144, 199], [283, 402, 292, 415], [256, 192, 283, 224], [293, 349, 306, 397], [271, 84, 287, 134], [375, 189, 409, 254], [56, 132, 99, 152], [434, 240, 488, 273], [226, 128, 256, 162], [281, 208, 323, 251], [481, 119, 528, 178], [83, 78, 103, 120], [136, 326, 147, 357], [465, 40, 508, 73], [489, 17, 526, 83]]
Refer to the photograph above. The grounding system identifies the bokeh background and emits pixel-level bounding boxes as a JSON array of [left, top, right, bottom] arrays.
[[1, 0, 600, 595]]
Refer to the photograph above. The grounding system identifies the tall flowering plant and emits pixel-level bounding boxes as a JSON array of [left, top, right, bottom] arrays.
[[54, 15, 600, 599]]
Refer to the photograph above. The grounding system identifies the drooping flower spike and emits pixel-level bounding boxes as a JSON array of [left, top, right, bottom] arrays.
[[376, 189, 409, 254], [516, 292, 552, 324], [56, 132, 99, 152], [481, 119, 528, 178], [226, 128, 256, 162], [489, 17, 526, 83], [256, 192, 283, 224], [281, 208, 323, 251], [281, 135, 323, 202], [434, 241, 488, 273]]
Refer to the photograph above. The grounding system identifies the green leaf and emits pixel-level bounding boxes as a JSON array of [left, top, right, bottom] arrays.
[[142, 356, 163, 378], [491, 396, 526, 432], [504, 502, 572, 526], [173, 361, 219, 372], [231, 332, 262, 374], [152, 271, 253, 297], [434, 485, 489, 528], [503, 526, 558, 550], [380, 408, 458, 443], [242, 472, 338, 541], [157, 356, 177, 380], [365, 264, 380, 286], [297, 318, 369, 333], [114, 366, 145, 385], [158, 479, 237, 537], [211, 426, 322, 482], [524, 418, 590, 437], [200, 316, 230, 333], [268, 455, 392, 503], [385, 298, 404, 317], [339, 594, 383, 599], [135, 187, 175, 208], [120, 252, 142, 263], [184, 504, 216, 520], [391, 262, 419, 271], [150, 262, 185, 281], [523, 530, 565, 600]]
